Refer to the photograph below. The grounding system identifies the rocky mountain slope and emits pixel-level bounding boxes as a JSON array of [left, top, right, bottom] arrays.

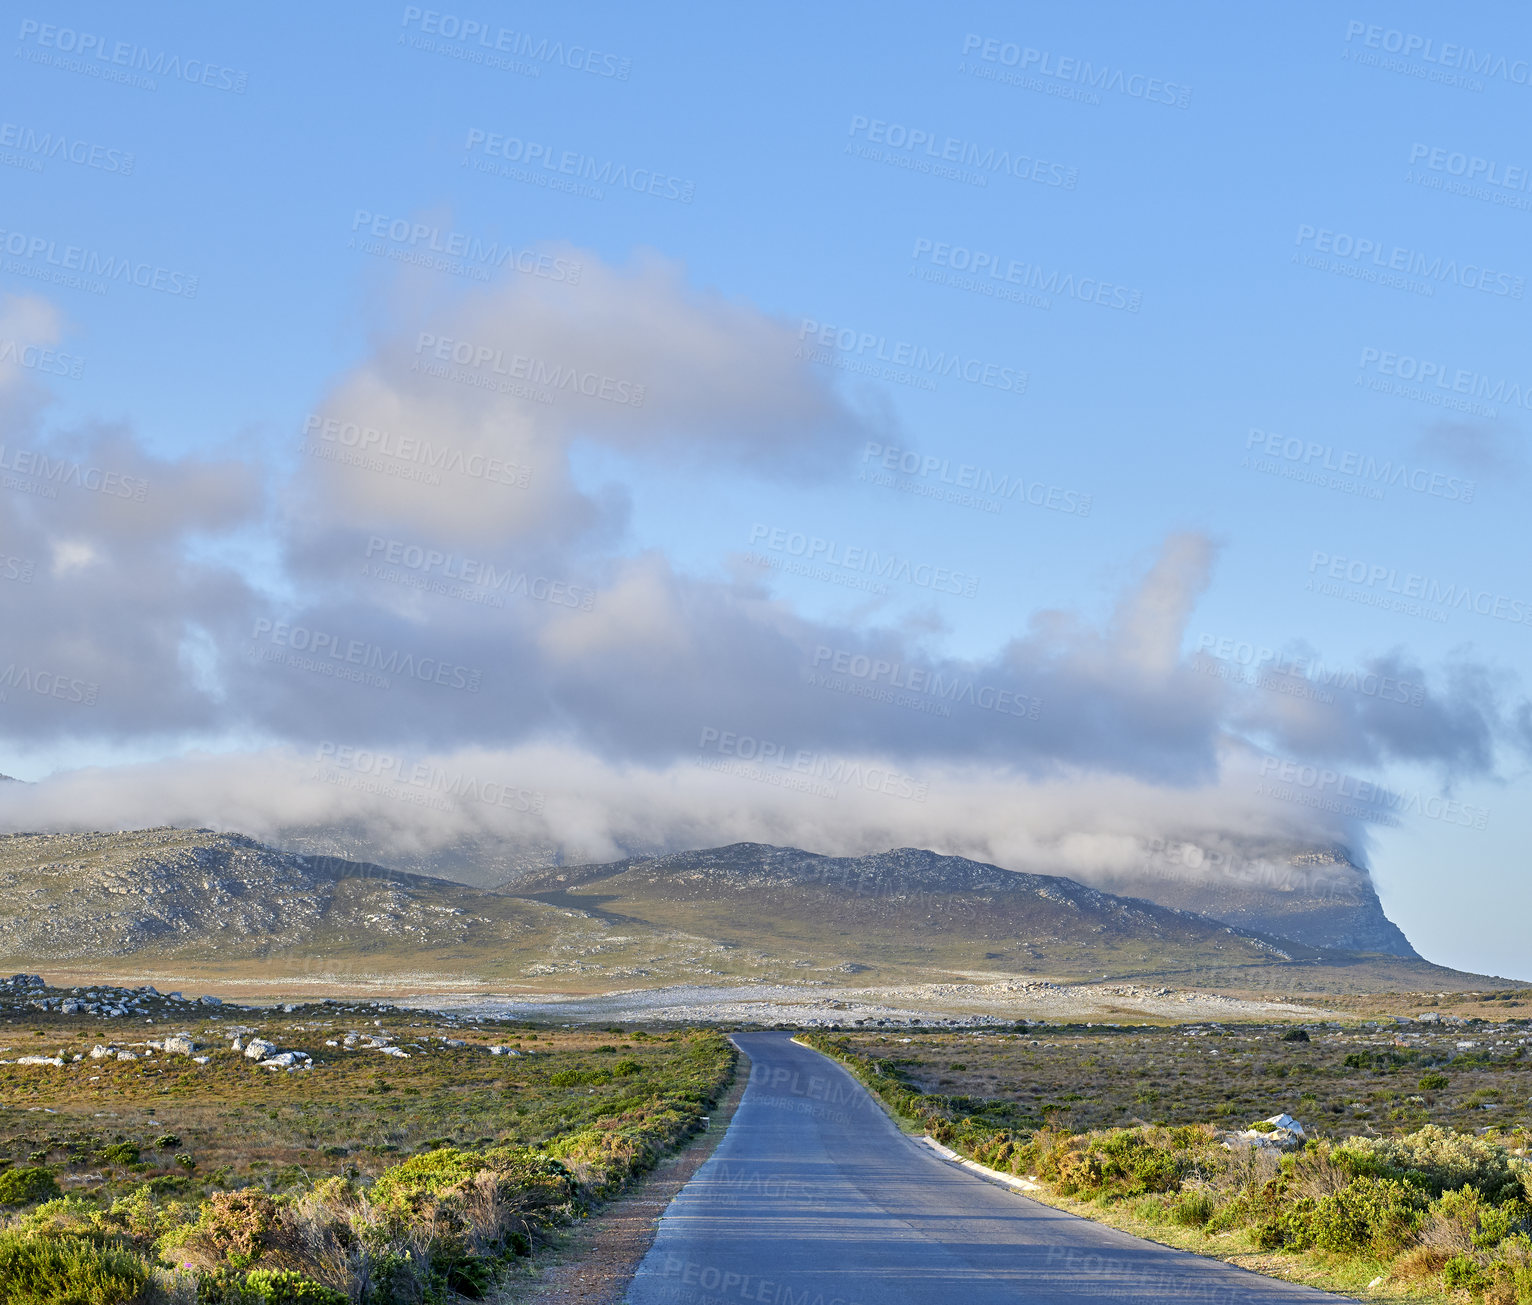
[[505, 843, 1357, 974], [289, 820, 1417, 958], [0, 829, 1505, 994], [0, 827, 561, 963]]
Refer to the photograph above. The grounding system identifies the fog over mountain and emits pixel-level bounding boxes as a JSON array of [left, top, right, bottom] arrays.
[[1, 256, 1528, 974]]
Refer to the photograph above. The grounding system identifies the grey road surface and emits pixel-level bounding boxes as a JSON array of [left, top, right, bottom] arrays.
[[626, 1031, 1355, 1305]]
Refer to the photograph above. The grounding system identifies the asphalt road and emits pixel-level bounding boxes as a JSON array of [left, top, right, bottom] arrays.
[[626, 1031, 1356, 1305]]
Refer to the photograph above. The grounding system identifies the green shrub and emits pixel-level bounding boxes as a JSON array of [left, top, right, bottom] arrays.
[[1171, 1190, 1217, 1227], [1337, 1125, 1523, 1203], [1281, 1029, 1310, 1042], [1256, 1197, 1317, 1250], [196, 1266, 347, 1304], [1418, 1071, 1450, 1091], [1045, 1128, 1203, 1200], [369, 1146, 487, 1209], [0, 1166, 61, 1207], [99, 1142, 141, 1166], [96, 1184, 187, 1247], [161, 1190, 282, 1270], [1309, 1177, 1425, 1255], [155, 1134, 182, 1149], [1442, 1252, 1488, 1292], [1429, 1186, 1532, 1253], [612, 1058, 642, 1077], [1476, 1198, 1532, 1249], [0, 1230, 150, 1304]]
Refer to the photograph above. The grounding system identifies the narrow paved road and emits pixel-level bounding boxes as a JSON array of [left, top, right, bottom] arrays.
[[627, 1032, 1355, 1305]]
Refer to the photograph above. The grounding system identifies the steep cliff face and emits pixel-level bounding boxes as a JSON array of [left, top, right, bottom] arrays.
[[1083, 843, 1418, 957]]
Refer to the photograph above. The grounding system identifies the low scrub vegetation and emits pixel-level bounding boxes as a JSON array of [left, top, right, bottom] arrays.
[[807, 1030, 1532, 1302], [0, 1010, 734, 1302]]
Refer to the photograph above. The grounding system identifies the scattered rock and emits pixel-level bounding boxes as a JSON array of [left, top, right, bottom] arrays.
[[243, 1038, 277, 1061], [1223, 1113, 1307, 1151]]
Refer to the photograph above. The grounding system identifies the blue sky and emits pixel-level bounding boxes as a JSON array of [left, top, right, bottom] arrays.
[[2, 2, 1529, 977]]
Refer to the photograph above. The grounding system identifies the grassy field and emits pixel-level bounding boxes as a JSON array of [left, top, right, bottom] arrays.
[[805, 1022, 1532, 1303], [0, 989, 735, 1302], [811, 1015, 1531, 1139]]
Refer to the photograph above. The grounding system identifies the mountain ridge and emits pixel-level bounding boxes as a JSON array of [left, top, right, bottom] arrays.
[[0, 828, 1508, 994]]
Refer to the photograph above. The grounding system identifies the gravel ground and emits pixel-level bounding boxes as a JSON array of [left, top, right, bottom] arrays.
[[425, 979, 1330, 1026]]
